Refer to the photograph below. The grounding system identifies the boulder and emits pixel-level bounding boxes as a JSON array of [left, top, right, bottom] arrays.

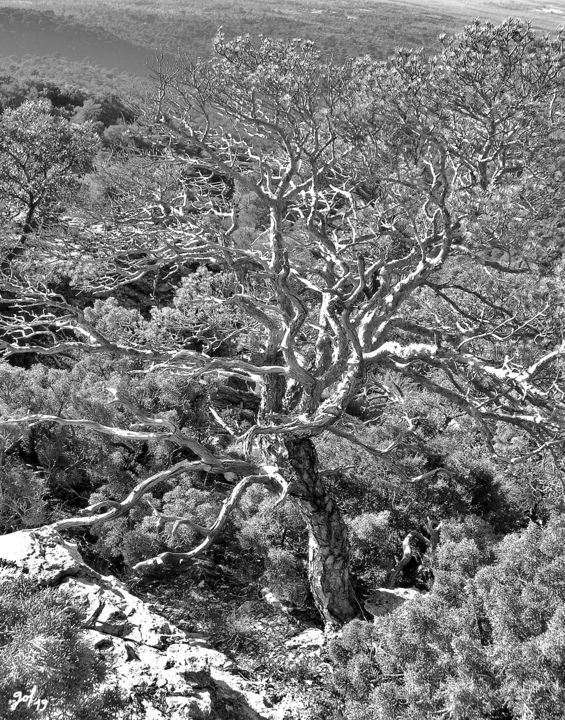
[[0, 526, 285, 720], [0, 526, 85, 584], [364, 587, 424, 618]]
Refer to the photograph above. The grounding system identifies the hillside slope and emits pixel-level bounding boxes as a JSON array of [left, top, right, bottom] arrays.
[[0, 0, 562, 77]]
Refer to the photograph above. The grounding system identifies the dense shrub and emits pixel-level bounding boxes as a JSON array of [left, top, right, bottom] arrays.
[[71, 93, 135, 129], [348, 511, 397, 588], [320, 518, 565, 720], [0, 578, 124, 719]]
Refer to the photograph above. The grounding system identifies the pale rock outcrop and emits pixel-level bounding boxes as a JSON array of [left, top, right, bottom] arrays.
[[0, 527, 284, 720], [285, 628, 325, 650], [363, 587, 424, 618]]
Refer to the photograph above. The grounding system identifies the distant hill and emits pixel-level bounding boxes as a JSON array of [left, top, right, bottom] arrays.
[[0, 0, 562, 92], [0, 8, 153, 75]]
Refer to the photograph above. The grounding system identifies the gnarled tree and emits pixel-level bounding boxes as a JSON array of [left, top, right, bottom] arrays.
[[0, 20, 563, 625], [0, 99, 98, 263]]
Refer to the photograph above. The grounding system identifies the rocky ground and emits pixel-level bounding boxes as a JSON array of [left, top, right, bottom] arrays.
[[0, 527, 422, 719]]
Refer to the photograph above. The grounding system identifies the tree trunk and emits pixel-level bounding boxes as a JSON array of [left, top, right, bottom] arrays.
[[284, 437, 357, 625], [2, 198, 37, 269]]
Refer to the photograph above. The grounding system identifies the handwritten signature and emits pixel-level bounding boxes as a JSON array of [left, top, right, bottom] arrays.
[[9, 687, 48, 713]]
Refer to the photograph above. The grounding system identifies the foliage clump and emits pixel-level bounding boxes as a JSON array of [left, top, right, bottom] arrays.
[[318, 518, 565, 720], [0, 578, 124, 720]]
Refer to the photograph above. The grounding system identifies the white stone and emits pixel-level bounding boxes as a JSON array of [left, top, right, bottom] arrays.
[[364, 587, 424, 618], [285, 628, 326, 649], [0, 527, 281, 719]]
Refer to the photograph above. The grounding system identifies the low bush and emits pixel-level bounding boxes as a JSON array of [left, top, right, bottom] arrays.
[[0, 578, 125, 720]]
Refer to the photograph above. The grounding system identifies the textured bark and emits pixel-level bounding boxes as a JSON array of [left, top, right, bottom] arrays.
[[285, 437, 357, 625], [256, 352, 356, 625]]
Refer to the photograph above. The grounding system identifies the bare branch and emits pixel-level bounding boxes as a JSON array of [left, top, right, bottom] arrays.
[[132, 468, 288, 575], [50, 461, 204, 531]]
